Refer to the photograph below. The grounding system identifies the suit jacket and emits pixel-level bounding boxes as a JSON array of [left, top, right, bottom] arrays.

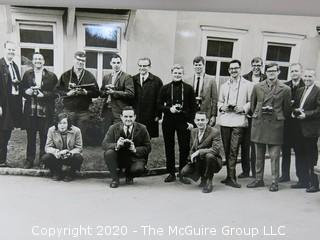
[[132, 72, 163, 137], [293, 85, 320, 138], [243, 71, 267, 83], [45, 125, 83, 155], [185, 74, 218, 119], [102, 122, 151, 159], [0, 57, 23, 130], [250, 79, 291, 144], [101, 71, 134, 121], [21, 68, 58, 127], [189, 126, 222, 171]]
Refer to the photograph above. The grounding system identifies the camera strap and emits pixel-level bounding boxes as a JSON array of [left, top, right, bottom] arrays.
[[171, 82, 184, 107], [226, 78, 241, 106]]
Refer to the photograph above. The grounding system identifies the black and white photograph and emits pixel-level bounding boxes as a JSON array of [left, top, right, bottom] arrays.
[[0, 0, 320, 239]]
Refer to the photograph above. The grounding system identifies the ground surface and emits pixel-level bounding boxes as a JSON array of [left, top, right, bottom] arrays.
[[1, 159, 319, 240]]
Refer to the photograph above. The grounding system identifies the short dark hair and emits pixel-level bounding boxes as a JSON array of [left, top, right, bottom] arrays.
[[265, 62, 279, 71], [195, 111, 208, 118], [111, 54, 122, 62], [193, 56, 205, 65], [137, 57, 151, 66], [251, 57, 263, 65], [121, 106, 135, 114], [74, 51, 86, 59], [54, 113, 72, 131], [229, 59, 241, 68]]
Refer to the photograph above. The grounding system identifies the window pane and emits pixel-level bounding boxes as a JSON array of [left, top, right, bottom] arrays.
[[220, 62, 230, 76], [279, 66, 289, 80], [85, 25, 119, 48], [207, 40, 233, 58], [86, 52, 98, 69], [20, 29, 53, 44], [103, 52, 114, 69], [21, 48, 53, 67], [266, 45, 291, 62], [205, 61, 217, 75]]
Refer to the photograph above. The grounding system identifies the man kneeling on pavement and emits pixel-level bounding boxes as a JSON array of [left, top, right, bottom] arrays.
[[181, 112, 222, 193], [102, 106, 151, 188]]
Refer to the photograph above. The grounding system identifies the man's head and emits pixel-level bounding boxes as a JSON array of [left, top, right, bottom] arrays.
[[193, 56, 205, 75], [171, 64, 184, 82], [110, 54, 122, 73], [289, 63, 303, 81], [73, 51, 86, 71], [228, 59, 241, 79], [302, 69, 316, 87], [251, 57, 263, 75], [265, 62, 280, 82], [120, 106, 136, 127], [32, 52, 45, 70], [194, 112, 209, 130], [4, 41, 16, 62], [137, 57, 151, 76]]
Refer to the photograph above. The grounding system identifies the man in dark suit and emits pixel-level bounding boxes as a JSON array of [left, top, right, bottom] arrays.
[[185, 56, 218, 126], [291, 69, 320, 193], [0, 41, 23, 167], [181, 112, 222, 193], [247, 62, 291, 192], [158, 64, 196, 184], [101, 54, 134, 133], [21, 52, 58, 169], [240, 57, 267, 178], [132, 57, 163, 138], [102, 106, 151, 188], [58, 51, 100, 146], [279, 63, 305, 182]]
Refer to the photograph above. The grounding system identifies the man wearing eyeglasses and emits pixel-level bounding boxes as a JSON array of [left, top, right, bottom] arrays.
[[132, 57, 163, 138], [58, 51, 100, 146], [217, 59, 253, 188], [101, 54, 134, 133], [239, 57, 267, 179], [247, 62, 291, 192]]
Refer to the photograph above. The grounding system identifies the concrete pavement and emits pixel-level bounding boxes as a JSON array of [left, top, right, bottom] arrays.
[[0, 160, 319, 240]]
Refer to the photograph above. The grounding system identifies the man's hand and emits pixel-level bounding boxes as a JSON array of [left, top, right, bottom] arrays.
[[209, 116, 216, 126], [37, 91, 44, 98], [154, 116, 160, 122], [129, 141, 136, 153], [0, 106, 2, 116], [190, 150, 199, 163], [25, 88, 34, 96], [297, 112, 306, 119], [187, 122, 194, 130], [220, 105, 229, 112], [116, 137, 125, 149], [66, 89, 77, 96], [235, 106, 245, 114]]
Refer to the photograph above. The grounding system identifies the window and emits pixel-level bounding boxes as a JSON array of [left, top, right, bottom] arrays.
[[18, 23, 56, 76], [200, 26, 247, 89], [262, 32, 305, 81]]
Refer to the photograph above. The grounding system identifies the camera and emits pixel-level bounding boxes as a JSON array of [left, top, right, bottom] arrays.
[[123, 139, 132, 149], [227, 105, 236, 112], [293, 108, 302, 117], [261, 106, 273, 115], [61, 151, 71, 159], [175, 104, 183, 111], [31, 86, 40, 95]]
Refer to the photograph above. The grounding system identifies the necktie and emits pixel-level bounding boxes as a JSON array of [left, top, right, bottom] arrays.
[[141, 76, 144, 86], [299, 86, 308, 107], [126, 127, 130, 138], [195, 76, 200, 96], [10, 63, 16, 80]]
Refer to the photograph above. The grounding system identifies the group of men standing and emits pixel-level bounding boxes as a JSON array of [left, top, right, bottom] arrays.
[[0, 40, 319, 194]]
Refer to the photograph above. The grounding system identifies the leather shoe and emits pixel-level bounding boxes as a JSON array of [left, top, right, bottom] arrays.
[[110, 180, 119, 188], [269, 183, 279, 192], [225, 179, 241, 188], [179, 177, 191, 184], [306, 186, 319, 193], [164, 174, 176, 183], [125, 177, 134, 185], [220, 177, 230, 184], [63, 175, 74, 182], [247, 180, 265, 188], [24, 161, 33, 169], [279, 176, 290, 183], [199, 177, 206, 188], [291, 182, 308, 189], [238, 172, 249, 178], [202, 182, 213, 193], [52, 174, 63, 181]]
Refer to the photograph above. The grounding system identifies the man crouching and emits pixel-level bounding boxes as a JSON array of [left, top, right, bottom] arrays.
[[102, 106, 151, 188], [181, 112, 222, 193]]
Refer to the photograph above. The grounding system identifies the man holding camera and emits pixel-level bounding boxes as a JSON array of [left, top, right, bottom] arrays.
[[102, 106, 151, 188], [21, 52, 58, 169], [217, 59, 253, 188], [247, 63, 291, 192], [100, 54, 134, 133], [58, 51, 99, 145], [290, 69, 320, 193], [186, 56, 218, 126]]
